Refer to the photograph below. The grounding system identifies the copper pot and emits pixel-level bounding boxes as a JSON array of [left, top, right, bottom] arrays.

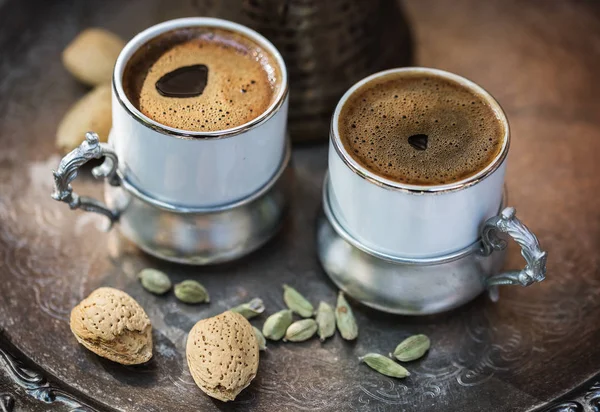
[[181, 0, 413, 142]]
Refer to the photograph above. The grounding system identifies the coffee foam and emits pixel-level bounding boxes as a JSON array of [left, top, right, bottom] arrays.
[[338, 72, 506, 186], [122, 28, 281, 132]]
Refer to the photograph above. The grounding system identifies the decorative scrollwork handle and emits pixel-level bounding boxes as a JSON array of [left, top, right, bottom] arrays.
[[481, 207, 547, 301], [51, 132, 120, 228]]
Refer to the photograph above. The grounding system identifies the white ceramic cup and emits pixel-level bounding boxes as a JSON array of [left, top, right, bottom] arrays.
[[328, 67, 509, 259], [111, 17, 289, 208]]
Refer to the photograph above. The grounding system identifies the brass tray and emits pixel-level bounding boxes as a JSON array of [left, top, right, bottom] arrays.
[[1, 0, 600, 411]]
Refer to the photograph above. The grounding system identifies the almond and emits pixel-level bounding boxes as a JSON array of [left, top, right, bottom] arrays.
[[70, 287, 152, 365], [62, 28, 124, 86], [56, 84, 112, 153], [186, 311, 259, 402]]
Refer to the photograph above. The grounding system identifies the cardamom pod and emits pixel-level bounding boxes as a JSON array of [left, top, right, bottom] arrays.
[[174, 280, 210, 304], [253, 326, 267, 351], [138, 268, 172, 295], [230, 298, 265, 319], [316, 301, 335, 342], [283, 319, 318, 342], [283, 284, 314, 318], [392, 334, 430, 362], [359, 353, 410, 379], [335, 292, 358, 340], [262, 309, 293, 341]]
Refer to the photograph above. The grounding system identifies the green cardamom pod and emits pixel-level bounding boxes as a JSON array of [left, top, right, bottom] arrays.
[[283, 284, 314, 318], [230, 298, 265, 319], [283, 319, 318, 342], [316, 301, 335, 342], [174, 280, 210, 304], [335, 292, 358, 340], [262, 309, 293, 341], [253, 326, 267, 351], [359, 353, 410, 378], [138, 268, 172, 295], [392, 334, 430, 362]]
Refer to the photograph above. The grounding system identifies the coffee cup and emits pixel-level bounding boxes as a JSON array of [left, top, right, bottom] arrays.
[[52, 18, 290, 264], [318, 67, 547, 314]]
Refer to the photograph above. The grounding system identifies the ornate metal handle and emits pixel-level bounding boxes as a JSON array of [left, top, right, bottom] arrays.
[[480, 207, 547, 301], [51, 132, 120, 227]]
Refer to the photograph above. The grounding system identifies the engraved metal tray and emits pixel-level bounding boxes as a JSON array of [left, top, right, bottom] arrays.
[[1, 0, 600, 411]]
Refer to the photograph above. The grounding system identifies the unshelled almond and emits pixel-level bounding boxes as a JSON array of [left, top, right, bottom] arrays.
[[56, 84, 111, 153], [69, 287, 152, 365], [186, 311, 259, 402], [62, 28, 124, 86]]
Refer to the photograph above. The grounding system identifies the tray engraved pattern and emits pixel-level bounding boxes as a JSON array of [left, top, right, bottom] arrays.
[[1, 0, 600, 411]]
